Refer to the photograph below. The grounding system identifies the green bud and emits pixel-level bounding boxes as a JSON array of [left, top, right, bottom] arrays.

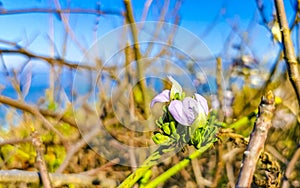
[[155, 120, 162, 128], [159, 116, 164, 124], [170, 121, 176, 134], [162, 147, 175, 153], [140, 169, 152, 184], [172, 132, 180, 141], [152, 132, 171, 145], [162, 123, 171, 135]]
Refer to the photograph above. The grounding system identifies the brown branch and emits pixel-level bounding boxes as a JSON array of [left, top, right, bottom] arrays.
[[236, 91, 276, 187], [0, 95, 67, 141], [282, 145, 300, 188], [223, 147, 244, 188], [265, 145, 288, 164], [0, 48, 95, 70], [31, 130, 52, 188], [55, 125, 101, 173], [0, 170, 97, 186], [123, 0, 150, 118], [140, 0, 154, 22], [0, 137, 31, 147], [212, 142, 224, 187], [189, 147, 212, 187], [79, 158, 120, 176], [52, 0, 86, 53], [216, 57, 224, 120], [0, 8, 123, 16], [39, 109, 77, 128], [274, 0, 300, 105]]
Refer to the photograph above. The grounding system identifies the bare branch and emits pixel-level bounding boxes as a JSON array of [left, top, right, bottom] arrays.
[[0, 95, 67, 141], [0, 8, 123, 16], [55, 125, 101, 173], [0, 137, 31, 147], [282, 145, 300, 188], [236, 91, 276, 187], [0, 170, 97, 186], [274, 0, 300, 105], [39, 109, 77, 128], [123, 0, 150, 118], [0, 48, 95, 70], [79, 158, 120, 176], [31, 130, 52, 188]]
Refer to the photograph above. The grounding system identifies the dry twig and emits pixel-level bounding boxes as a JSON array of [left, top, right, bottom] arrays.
[[123, 0, 150, 118], [282, 145, 300, 188], [0, 95, 67, 141], [31, 130, 52, 188], [0, 137, 31, 147], [55, 125, 101, 173], [236, 91, 276, 187], [274, 0, 300, 105], [0, 169, 97, 186]]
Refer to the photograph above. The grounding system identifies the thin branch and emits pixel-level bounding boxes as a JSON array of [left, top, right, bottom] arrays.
[[140, 0, 154, 22], [55, 125, 101, 173], [0, 137, 31, 147], [79, 158, 120, 176], [282, 145, 300, 188], [255, 0, 272, 32], [212, 142, 224, 187], [236, 91, 276, 187], [31, 130, 52, 188], [123, 0, 150, 118], [52, 0, 86, 53], [0, 8, 123, 16], [190, 148, 212, 187], [223, 147, 244, 188], [0, 95, 67, 141], [216, 57, 224, 120], [274, 0, 300, 105], [39, 109, 77, 128], [265, 145, 288, 164], [0, 48, 95, 70], [0, 170, 98, 186]]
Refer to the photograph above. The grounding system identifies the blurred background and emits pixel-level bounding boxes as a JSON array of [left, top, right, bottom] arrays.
[[0, 0, 299, 187]]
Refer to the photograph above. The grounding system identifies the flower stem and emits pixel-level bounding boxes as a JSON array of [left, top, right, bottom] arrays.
[[118, 145, 175, 188], [144, 143, 213, 188]]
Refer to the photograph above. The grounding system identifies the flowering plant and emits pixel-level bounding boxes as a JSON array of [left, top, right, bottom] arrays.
[[151, 76, 218, 149]]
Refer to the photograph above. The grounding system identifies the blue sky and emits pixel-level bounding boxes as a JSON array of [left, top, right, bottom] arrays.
[[0, 0, 297, 72], [0, 0, 298, 114]]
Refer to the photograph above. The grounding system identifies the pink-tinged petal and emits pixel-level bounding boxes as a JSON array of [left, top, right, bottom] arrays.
[[194, 93, 209, 115], [150, 90, 170, 107], [182, 97, 199, 125], [168, 100, 189, 126]]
